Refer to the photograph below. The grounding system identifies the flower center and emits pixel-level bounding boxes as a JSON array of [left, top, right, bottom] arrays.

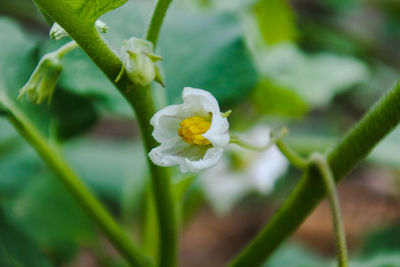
[[178, 116, 211, 145]]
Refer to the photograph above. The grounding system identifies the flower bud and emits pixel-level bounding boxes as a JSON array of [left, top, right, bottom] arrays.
[[49, 23, 68, 40], [18, 53, 62, 104], [117, 37, 164, 86]]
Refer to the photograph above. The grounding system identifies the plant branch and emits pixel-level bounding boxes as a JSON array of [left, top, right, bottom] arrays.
[[229, 80, 400, 266], [145, 0, 174, 46], [33, 1, 178, 266], [310, 153, 348, 267], [3, 100, 150, 267]]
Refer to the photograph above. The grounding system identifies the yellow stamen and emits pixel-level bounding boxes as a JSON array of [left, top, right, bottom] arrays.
[[178, 116, 211, 145]]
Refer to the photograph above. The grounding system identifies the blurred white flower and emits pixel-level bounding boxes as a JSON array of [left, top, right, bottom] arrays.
[[149, 87, 230, 173], [199, 126, 288, 215]]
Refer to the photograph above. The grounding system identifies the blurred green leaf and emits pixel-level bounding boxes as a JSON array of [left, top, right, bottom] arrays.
[[362, 222, 400, 256], [253, 0, 298, 45], [63, 139, 148, 204], [263, 243, 327, 267], [50, 89, 98, 141], [250, 79, 309, 118], [0, 145, 42, 196], [5, 173, 95, 260], [0, 210, 52, 267], [350, 253, 400, 267], [56, 1, 258, 112], [257, 43, 369, 107]]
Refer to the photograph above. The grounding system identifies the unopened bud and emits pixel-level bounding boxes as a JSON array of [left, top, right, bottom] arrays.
[[18, 53, 62, 104], [116, 37, 164, 86]]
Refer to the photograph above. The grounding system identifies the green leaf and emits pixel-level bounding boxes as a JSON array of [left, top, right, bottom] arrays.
[[50, 89, 98, 141], [0, 210, 52, 267], [362, 222, 400, 256], [56, 2, 258, 112], [63, 139, 148, 204], [250, 79, 309, 118], [63, 0, 127, 23], [253, 0, 298, 45], [263, 243, 327, 267], [257, 43, 369, 107], [5, 173, 95, 260]]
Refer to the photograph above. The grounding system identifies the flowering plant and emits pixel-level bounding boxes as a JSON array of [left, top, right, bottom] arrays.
[[1, 1, 399, 267]]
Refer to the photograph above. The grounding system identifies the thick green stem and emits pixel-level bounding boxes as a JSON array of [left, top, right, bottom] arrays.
[[311, 153, 348, 267], [145, 0, 174, 46], [33, 1, 178, 266], [229, 81, 400, 267], [4, 101, 150, 267]]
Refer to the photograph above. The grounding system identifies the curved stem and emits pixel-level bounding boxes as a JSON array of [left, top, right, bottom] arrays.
[[55, 40, 79, 58], [275, 139, 309, 169], [310, 153, 348, 267], [4, 100, 150, 267], [229, 80, 400, 267], [230, 127, 288, 152], [145, 0, 174, 46], [33, 1, 178, 266]]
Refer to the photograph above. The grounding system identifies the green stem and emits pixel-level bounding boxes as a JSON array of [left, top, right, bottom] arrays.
[[310, 153, 348, 267], [55, 40, 78, 58], [275, 139, 309, 169], [229, 80, 400, 267], [33, 1, 178, 266], [4, 101, 150, 267], [230, 127, 288, 152], [145, 0, 174, 46]]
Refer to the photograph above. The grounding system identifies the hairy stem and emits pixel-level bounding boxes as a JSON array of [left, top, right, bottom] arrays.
[[229, 80, 400, 266], [4, 100, 150, 267], [145, 0, 174, 46], [311, 153, 348, 267], [33, 1, 178, 266]]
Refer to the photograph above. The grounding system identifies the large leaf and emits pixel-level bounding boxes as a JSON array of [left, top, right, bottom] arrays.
[[57, 0, 127, 23], [0, 210, 52, 267], [256, 43, 369, 107], [4, 173, 95, 260], [55, 1, 258, 113], [63, 139, 148, 204], [250, 79, 309, 118]]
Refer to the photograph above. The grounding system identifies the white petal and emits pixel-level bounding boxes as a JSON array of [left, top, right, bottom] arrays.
[[248, 146, 288, 194], [202, 111, 230, 147], [182, 87, 220, 117], [181, 146, 224, 172], [150, 104, 192, 143], [148, 138, 208, 169], [181, 87, 230, 147]]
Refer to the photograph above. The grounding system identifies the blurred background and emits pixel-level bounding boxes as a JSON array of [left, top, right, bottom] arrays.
[[1, 0, 400, 266]]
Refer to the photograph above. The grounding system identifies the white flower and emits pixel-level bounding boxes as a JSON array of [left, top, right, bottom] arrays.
[[199, 126, 288, 215], [149, 87, 230, 173]]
